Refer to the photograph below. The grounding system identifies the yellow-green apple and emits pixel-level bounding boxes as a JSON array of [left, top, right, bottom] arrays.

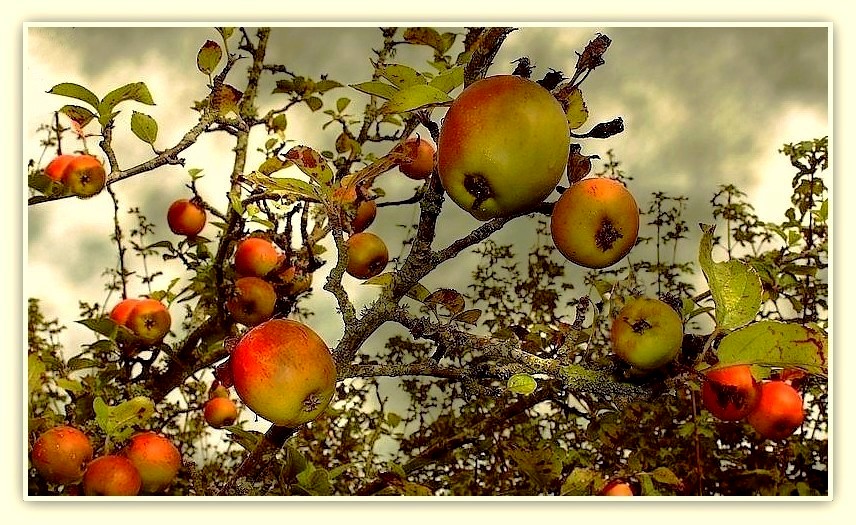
[[345, 232, 389, 279], [550, 177, 640, 269], [44, 154, 76, 182], [226, 276, 277, 326], [610, 297, 683, 370], [701, 365, 761, 421], [230, 319, 336, 427], [109, 298, 142, 327], [126, 298, 171, 345], [30, 425, 93, 485], [233, 237, 281, 277], [204, 396, 239, 428], [123, 431, 182, 494], [746, 380, 804, 440], [82, 455, 142, 496], [167, 198, 207, 237], [65, 154, 107, 198], [397, 137, 436, 180], [437, 74, 570, 220]]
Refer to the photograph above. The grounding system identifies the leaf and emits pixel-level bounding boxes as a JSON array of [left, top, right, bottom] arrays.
[[506, 444, 563, 489], [93, 397, 110, 433], [196, 40, 223, 75], [452, 309, 482, 326], [211, 84, 243, 117], [297, 466, 333, 496], [77, 317, 119, 339], [428, 66, 464, 94], [402, 27, 455, 54], [698, 224, 762, 330], [405, 283, 431, 302], [385, 412, 402, 427], [258, 157, 286, 175], [229, 189, 244, 215], [507, 373, 538, 395], [110, 396, 155, 430], [216, 27, 235, 41], [54, 378, 84, 394], [554, 86, 588, 130], [27, 354, 46, 395], [245, 172, 320, 202], [638, 473, 660, 496], [47, 82, 100, 109], [98, 82, 155, 126], [350, 81, 399, 100], [67, 355, 102, 371], [424, 288, 465, 315], [362, 272, 394, 288], [380, 84, 452, 114], [336, 97, 351, 112], [305, 96, 323, 112], [225, 427, 263, 451], [566, 143, 593, 184], [651, 467, 684, 487], [706, 320, 828, 376], [315, 79, 343, 94], [283, 145, 334, 186], [59, 104, 96, 128], [130, 111, 158, 144], [560, 467, 599, 496], [381, 64, 427, 89]]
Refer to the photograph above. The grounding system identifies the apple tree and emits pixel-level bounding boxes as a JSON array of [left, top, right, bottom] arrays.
[[26, 26, 828, 497]]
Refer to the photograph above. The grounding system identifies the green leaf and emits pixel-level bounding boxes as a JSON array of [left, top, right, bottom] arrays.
[[93, 397, 110, 433], [405, 282, 431, 302], [67, 355, 102, 371], [385, 412, 402, 427], [380, 84, 452, 114], [130, 111, 158, 144], [282, 145, 334, 186], [638, 473, 660, 495], [54, 378, 83, 394], [47, 82, 100, 109], [98, 82, 155, 126], [507, 373, 537, 395], [651, 466, 683, 487], [363, 272, 394, 289], [111, 396, 155, 431], [506, 444, 563, 489], [336, 97, 351, 113], [315, 79, 343, 94], [402, 27, 455, 54], [216, 27, 234, 41], [297, 466, 333, 496], [77, 317, 119, 339], [350, 81, 399, 100], [27, 354, 46, 395], [258, 157, 286, 175], [59, 104, 96, 127], [698, 224, 762, 330], [269, 113, 287, 134], [225, 426, 263, 451], [563, 87, 589, 130], [196, 40, 223, 75], [560, 467, 599, 496], [428, 66, 464, 94], [305, 96, 323, 112], [706, 320, 828, 376], [229, 189, 244, 215], [245, 172, 321, 202], [381, 64, 427, 89]]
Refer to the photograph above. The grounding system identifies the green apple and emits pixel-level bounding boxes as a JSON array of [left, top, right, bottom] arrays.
[[437, 74, 570, 220], [610, 297, 683, 370]]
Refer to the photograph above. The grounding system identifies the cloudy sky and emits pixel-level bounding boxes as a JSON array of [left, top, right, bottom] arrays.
[[25, 24, 829, 358]]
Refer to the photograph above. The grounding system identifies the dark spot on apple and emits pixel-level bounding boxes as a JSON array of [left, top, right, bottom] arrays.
[[463, 173, 494, 210], [302, 392, 321, 413], [711, 381, 750, 409], [629, 318, 652, 334], [595, 217, 622, 252]]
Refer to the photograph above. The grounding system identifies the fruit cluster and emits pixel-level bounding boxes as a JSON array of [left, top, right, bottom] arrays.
[[31, 425, 181, 496], [44, 154, 108, 198], [110, 297, 171, 345]]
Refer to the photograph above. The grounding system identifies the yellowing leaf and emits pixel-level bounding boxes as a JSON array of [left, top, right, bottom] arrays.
[[212, 84, 243, 117], [561, 87, 589, 130], [197, 40, 223, 75], [283, 145, 333, 186], [350, 81, 399, 100], [380, 84, 452, 114], [381, 64, 427, 89]]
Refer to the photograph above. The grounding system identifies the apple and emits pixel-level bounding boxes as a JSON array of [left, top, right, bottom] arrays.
[[65, 154, 107, 198], [109, 298, 142, 327], [82, 455, 142, 496], [30, 425, 93, 485], [746, 380, 805, 440], [600, 480, 634, 496], [437, 74, 570, 220], [209, 383, 230, 399], [230, 319, 337, 427], [123, 431, 182, 494], [126, 298, 171, 345], [701, 365, 761, 421], [233, 237, 281, 278], [345, 232, 389, 279], [226, 276, 277, 326], [275, 265, 313, 296], [44, 154, 76, 182], [332, 185, 377, 233], [167, 198, 207, 237], [610, 297, 683, 370], [397, 137, 436, 180], [550, 177, 640, 269], [351, 200, 377, 233], [204, 396, 239, 428]]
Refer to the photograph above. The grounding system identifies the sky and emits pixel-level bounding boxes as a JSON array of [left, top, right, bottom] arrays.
[[6, 0, 854, 520]]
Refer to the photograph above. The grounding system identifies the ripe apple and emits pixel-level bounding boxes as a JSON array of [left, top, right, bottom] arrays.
[[233, 237, 281, 277], [30, 425, 93, 485], [701, 365, 761, 421], [332, 185, 377, 233], [230, 319, 337, 427], [123, 431, 182, 494], [126, 298, 171, 345], [109, 298, 142, 327], [44, 154, 76, 182], [610, 297, 683, 370], [65, 154, 107, 198], [345, 232, 389, 279], [600, 480, 634, 496], [226, 276, 277, 326], [167, 198, 207, 237], [437, 74, 570, 220], [550, 177, 640, 269], [397, 137, 436, 180], [204, 396, 239, 428], [82, 455, 142, 496], [746, 380, 805, 440]]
